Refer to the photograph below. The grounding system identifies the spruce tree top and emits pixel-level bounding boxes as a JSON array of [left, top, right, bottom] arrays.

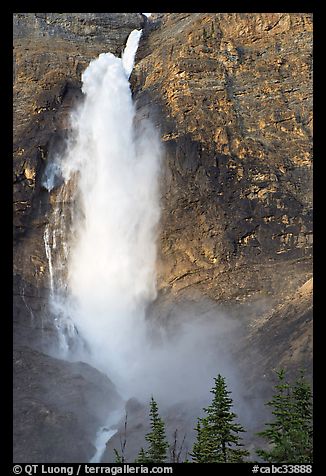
[[143, 396, 169, 463], [191, 373, 249, 463]]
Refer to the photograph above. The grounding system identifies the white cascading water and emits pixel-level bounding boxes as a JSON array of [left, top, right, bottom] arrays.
[[43, 226, 54, 294], [44, 28, 162, 396], [88, 406, 124, 463], [122, 29, 143, 78]]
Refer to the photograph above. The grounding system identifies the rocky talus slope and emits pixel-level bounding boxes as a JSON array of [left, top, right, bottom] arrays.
[[13, 13, 312, 462]]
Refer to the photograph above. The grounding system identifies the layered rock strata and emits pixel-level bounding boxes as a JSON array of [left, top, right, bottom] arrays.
[[132, 12, 313, 374]]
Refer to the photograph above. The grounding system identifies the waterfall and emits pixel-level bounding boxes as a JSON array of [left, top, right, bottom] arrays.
[[122, 29, 142, 78], [43, 28, 162, 397], [89, 429, 117, 464], [88, 407, 123, 464], [43, 225, 54, 295]]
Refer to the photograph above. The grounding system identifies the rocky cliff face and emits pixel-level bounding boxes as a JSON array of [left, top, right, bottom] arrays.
[[133, 13, 312, 301], [13, 12, 313, 462], [132, 12, 313, 377]]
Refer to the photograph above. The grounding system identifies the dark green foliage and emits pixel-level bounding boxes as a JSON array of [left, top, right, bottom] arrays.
[[135, 396, 169, 463], [134, 447, 148, 463], [191, 374, 249, 462], [256, 369, 313, 463], [117, 369, 312, 463], [191, 420, 215, 463]]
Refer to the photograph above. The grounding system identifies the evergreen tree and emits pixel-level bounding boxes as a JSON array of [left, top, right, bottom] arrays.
[[292, 371, 313, 462], [135, 396, 169, 463], [191, 374, 249, 462], [192, 420, 215, 463], [256, 369, 313, 463], [135, 447, 149, 463]]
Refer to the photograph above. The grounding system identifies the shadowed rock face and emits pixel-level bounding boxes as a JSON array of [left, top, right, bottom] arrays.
[[13, 346, 122, 463], [13, 13, 312, 463], [243, 278, 313, 380]]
